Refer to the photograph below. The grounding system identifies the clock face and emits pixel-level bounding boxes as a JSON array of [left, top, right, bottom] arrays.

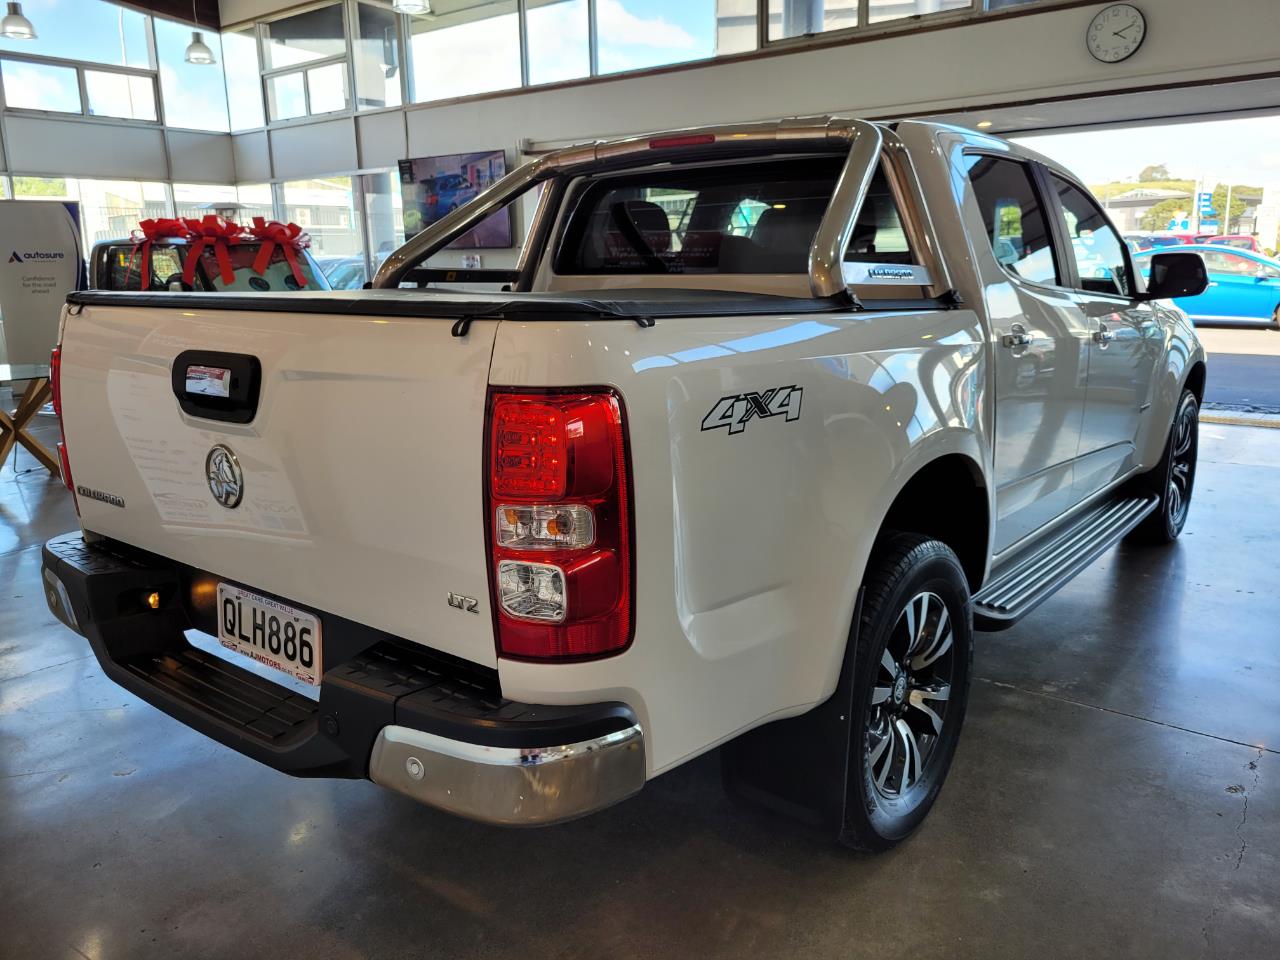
[[1087, 4, 1147, 63]]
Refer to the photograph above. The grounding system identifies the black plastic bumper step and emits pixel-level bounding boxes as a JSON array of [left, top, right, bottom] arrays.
[[123, 646, 318, 744], [974, 493, 1158, 629]]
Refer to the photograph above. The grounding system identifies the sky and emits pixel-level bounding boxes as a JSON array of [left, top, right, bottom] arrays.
[[1014, 115, 1280, 189]]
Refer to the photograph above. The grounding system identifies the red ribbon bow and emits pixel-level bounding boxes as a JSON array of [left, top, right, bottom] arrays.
[[248, 218, 311, 287], [129, 218, 191, 289], [181, 215, 243, 287]]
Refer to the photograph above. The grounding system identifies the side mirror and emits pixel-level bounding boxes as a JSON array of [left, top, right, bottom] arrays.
[[1141, 252, 1208, 300]]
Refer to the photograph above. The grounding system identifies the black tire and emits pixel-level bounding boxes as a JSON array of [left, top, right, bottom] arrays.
[[1271, 303, 1279, 331], [840, 533, 973, 852], [1129, 388, 1199, 544]]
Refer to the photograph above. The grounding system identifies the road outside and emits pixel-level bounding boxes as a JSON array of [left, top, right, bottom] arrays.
[[1196, 326, 1280, 414]]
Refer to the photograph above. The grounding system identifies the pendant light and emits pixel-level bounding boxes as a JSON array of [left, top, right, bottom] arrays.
[[392, 0, 432, 14], [1, 2, 37, 40], [184, 0, 216, 64]]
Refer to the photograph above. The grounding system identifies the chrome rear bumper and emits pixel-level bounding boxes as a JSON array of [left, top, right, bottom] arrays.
[[369, 723, 645, 826]]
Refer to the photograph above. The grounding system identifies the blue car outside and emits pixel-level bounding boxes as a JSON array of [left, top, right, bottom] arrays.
[[1132, 244, 1280, 328]]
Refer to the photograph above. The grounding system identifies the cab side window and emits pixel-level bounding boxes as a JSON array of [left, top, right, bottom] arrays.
[[1049, 175, 1132, 298], [963, 155, 1060, 286]]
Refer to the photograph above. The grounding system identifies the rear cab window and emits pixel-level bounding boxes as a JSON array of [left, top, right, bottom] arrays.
[[549, 152, 942, 302]]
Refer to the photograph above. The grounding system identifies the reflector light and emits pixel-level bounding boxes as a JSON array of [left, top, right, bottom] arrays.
[[648, 134, 717, 149], [51, 346, 76, 503], [486, 390, 632, 660], [497, 503, 595, 550]]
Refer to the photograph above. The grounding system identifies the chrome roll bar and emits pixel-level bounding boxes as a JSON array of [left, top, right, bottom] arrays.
[[372, 116, 885, 295]]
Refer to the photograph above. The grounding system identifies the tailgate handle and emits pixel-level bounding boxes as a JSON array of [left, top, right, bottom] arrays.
[[171, 350, 262, 424]]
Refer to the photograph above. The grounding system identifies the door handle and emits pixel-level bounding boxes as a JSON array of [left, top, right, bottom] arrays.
[[1093, 324, 1115, 345], [1002, 323, 1032, 348]]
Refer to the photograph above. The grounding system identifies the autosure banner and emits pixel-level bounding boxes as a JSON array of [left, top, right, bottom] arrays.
[[0, 200, 82, 367]]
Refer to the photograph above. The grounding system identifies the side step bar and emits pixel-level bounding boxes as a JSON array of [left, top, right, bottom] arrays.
[[974, 493, 1158, 630]]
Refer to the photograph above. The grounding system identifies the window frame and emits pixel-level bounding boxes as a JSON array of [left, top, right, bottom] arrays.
[[0, 49, 160, 124], [1039, 165, 1139, 302]]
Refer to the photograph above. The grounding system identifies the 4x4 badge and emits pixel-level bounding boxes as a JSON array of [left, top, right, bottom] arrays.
[[701, 386, 803, 435]]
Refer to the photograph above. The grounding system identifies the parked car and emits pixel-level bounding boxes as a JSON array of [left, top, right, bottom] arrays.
[[1204, 234, 1262, 253], [1132, 244, 1280, 327], [91, 236, 329, 292], [319, 255, 367, 290], [45, 118, 1206, 851], [1124, 232, 1186, 252]]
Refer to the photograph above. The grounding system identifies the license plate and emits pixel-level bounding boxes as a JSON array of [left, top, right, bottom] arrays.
[[216, 583, 322, 685]]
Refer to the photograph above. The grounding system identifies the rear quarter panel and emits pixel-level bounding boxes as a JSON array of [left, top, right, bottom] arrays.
[[490, 308, 987, 775]]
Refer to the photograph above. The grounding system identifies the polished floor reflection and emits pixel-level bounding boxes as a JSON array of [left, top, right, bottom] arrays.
[[2, 406, 1277, 960]]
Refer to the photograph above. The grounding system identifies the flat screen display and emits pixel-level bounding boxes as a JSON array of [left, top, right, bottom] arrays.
[[398, 150, 511, 249]]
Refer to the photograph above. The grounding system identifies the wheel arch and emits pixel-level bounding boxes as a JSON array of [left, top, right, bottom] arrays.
[[876, 452, 991, 592], [1183, 359, 1207, 404]]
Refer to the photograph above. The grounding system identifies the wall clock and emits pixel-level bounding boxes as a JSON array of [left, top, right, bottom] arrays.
[[1086, 4, 1147, 64]]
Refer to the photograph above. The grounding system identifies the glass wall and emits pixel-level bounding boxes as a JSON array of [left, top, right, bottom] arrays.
[[261, 3, 350, 121], [283, 177, 362, 261], [869, 0, 970, 25], [0, 0, 151, 67], [223, 28, 266, 131], [596, 0, 719, 75], [0, 60, 81, 113], [154, 17, 230, 132], [408, 1, 521, 102], [173, 184, 239, 219], [13, 177, 169, 251], [354, 2, 403, 109], [236, 185, 277, 222], [85, 71, 157, 121], [526, 0, 590, 86]]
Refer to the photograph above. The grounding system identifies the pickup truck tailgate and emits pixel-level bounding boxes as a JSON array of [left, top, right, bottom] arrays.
[[59, 299, 500, 668]]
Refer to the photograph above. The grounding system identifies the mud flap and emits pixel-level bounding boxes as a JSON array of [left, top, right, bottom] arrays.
[[721, 588, 864, 842]]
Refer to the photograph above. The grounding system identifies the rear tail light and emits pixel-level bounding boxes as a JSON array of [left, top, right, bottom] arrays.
[[486, 390, 633, 660], [50, 346, 76, 503]]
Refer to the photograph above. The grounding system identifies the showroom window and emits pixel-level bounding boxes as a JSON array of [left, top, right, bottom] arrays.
[[408, 0, 521, 102], [596, 0, 719, 75], [359, 170, 405, 285], [173, 184, 240, 220], [353, 2, 402, 110], [0, 59, 82, 113], [283, 177, 362, 261], [13, 176, 171, 252], [223, 28, 266, 131], [0, 0, 151, 67], [155, 16, 230, 132], [526, 0, 590, 85], [262, 3, 350, 121], [236, 184, 278, 222]]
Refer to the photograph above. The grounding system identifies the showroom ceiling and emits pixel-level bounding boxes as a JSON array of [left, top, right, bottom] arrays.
[[129, 0, 221, 29]]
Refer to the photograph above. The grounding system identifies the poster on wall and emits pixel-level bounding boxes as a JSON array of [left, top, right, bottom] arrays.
[[0, 200, 83, 367], [398, 150, 512, 249]]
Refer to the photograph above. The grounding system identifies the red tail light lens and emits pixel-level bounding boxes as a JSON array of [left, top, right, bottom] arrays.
[[486, 390, 633, 660], [50, 345, 63, 418]]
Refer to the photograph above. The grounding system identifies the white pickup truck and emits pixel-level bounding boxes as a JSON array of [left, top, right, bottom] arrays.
[[42, 118, 1209, 851]]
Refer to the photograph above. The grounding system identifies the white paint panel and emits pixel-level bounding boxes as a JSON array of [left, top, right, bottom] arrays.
[[166, 130, 236, 184], [356, 111, 407, 170], [231, 130, 272, 183], [270, 117, 358, 180], [6, 117, 166, 179]]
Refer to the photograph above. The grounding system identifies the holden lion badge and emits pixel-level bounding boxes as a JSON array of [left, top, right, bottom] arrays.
[[206, 444, 244, 509]]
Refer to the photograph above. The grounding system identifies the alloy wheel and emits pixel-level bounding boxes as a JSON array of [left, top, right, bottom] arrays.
[[865, 591, 956, 799], [1167, 398, 1197, 528]]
